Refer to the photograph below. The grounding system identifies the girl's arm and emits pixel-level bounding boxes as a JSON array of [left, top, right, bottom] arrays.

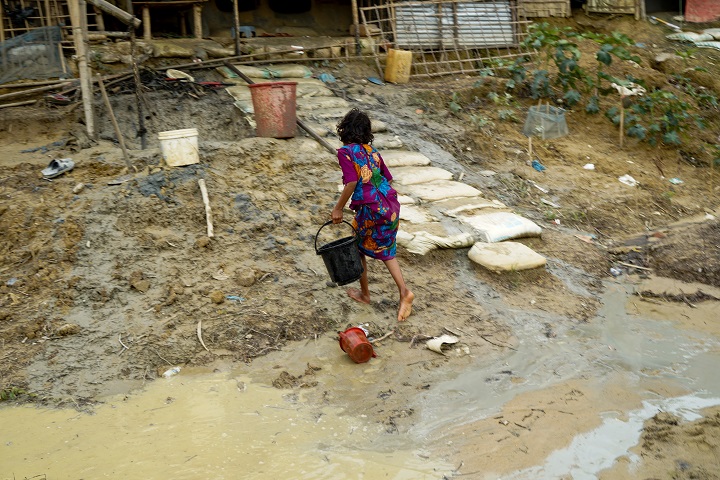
[[332, 181, 357, 224]]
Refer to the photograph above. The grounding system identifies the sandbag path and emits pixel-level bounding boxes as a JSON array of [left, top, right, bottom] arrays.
[[224, 65, 546, 271]]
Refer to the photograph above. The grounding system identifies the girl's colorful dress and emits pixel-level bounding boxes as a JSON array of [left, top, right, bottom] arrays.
[[337, 143, 400, 261]]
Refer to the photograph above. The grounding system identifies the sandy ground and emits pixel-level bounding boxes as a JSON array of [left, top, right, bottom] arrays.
[[1, 12, 720, 478]]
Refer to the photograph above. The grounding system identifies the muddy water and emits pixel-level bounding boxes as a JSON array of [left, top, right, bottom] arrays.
[[2, 277, 720, 479], [2, 368, 452, 480]]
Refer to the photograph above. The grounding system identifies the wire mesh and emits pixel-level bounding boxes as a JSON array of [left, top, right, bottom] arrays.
[[0, 25, 66, 84], [359, 0, 534, 80]]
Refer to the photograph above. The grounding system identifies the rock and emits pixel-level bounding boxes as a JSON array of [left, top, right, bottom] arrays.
[[195, 237, 211, 249], [209, 290, 225, 304], [72, 183, 85, 194], [235, 269, 256, 287], [132, 279, 151, 293], [57, 323, 81, 336], [129, 271, 150, 292]]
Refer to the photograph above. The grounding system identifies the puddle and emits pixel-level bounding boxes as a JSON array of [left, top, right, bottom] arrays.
[[1, 370, 451, 480], [504, 394, 720, 480], [3, 275, 719, 480]]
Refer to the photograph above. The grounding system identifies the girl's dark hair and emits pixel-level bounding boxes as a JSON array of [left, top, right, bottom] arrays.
[[336, 108, 374, 145]]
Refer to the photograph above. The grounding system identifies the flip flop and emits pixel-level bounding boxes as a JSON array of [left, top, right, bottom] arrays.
[[42, 158, 74, 178]]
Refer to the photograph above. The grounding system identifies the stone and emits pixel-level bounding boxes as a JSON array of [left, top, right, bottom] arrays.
[[209, 290, 225, 304]]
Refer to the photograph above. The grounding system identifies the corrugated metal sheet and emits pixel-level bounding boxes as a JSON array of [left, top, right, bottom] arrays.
[[395, 1, 515, 50]]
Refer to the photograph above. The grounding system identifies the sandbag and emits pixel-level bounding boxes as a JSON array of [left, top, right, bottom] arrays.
[[382, 150, 431, 167], [441, 199, 509, 216], [392, 166, 453, 185], [297, 96, 350, 111], [456, 212, 542, 243], [400, 205, 436, 224], [397, 230, 476, 255], [397, 180, 481, 202], [468, 242, 546, 272]]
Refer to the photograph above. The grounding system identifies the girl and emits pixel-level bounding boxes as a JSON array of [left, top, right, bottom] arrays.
[[331, 108, 414, 321]]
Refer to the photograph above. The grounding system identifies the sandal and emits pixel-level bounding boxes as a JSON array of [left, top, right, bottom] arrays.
[[42, 158, 74, 178]]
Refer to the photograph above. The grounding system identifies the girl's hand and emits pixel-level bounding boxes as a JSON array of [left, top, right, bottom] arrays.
[[331, 207, 343, 224]]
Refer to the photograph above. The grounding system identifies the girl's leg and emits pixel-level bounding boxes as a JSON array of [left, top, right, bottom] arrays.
[[383, 258, 414, 321], [347, 254, 370, 304]]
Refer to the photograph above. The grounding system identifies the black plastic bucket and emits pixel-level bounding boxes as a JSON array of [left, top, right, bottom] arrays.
[[314, 221, 364, 286]]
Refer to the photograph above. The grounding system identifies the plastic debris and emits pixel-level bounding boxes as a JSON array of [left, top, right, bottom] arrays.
[[611, 82, 646, 97], [6, 278, 17, 286], [367, 76, 385, 85], [162, 366, 181, 378], [426, 334, 459, 355], [531, 159, 546, 172], [225, 295, 245, 302], [610, 267, 622, 277], [317, 72, 336, 83], [618, 174, 639, 187], [669, 177, 684, 185], [583, 163, 595, 170]]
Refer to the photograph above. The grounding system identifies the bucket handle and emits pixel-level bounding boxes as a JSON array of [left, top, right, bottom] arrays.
[[314, 220, 357, 254]]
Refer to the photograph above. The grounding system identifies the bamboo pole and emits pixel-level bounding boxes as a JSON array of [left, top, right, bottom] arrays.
[[142, 6, 151, 41], [68, 0, 95, 139], [0, 99, 38, 109], [619, 102, 625, 148], [86, 0, 141, 27], [0, 6, 5, 43], [193, 4, 202, 39], [0, 81, 72, 101], [93, 6, 105, 31], [232, 0, 241, 56], [80, 0, 96, 139], [0, 79, 71, 89], [97, 74, 134, 172], [351, 0, 360, 55]]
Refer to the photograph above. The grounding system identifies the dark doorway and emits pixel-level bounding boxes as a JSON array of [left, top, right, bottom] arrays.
[[268, 0, 312, 14], [645, 0, 684, 13], [215, 0, 259, 13]]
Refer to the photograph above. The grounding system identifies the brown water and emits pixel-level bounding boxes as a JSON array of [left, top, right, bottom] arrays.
[[3, 278, 720, 479], [2, 368, 451, 480]]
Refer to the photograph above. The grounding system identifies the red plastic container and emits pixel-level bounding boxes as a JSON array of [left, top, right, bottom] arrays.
[[338, 327, 376, 364], [248, 81, 298, 138]]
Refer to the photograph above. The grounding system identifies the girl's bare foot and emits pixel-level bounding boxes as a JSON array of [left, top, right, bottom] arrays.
[[397, 290, 414, 321], [347, 288, 371, 304]]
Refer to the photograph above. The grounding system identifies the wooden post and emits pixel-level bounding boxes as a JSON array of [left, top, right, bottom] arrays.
[[97, 74, 134, 172], [233, 0, 241, 56], [619, 102, 625, 148], [68, 0, 95, 139], [93, 6, 105, 31], [193, 3, 202, 39], [0, 5, 6, 43], [351, 0, 360, 55], [79, 0, 96, 139], [142, 6, 151, 41], [44, 0, 52, 27]]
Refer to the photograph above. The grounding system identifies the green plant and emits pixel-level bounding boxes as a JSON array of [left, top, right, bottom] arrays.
[[0, 386, 31, 401], [448, 92, 462, 115], [469, 114, 494, 129], [543, 210, 558, 221], [498, 109, 520, 123], [628, 90, 704, 146]]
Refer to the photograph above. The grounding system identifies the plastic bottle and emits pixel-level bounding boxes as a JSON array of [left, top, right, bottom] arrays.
[[162, 366, 181, 378]]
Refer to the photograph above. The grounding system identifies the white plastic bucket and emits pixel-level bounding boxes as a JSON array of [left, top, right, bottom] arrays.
[[158, 128, 199, 167]]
